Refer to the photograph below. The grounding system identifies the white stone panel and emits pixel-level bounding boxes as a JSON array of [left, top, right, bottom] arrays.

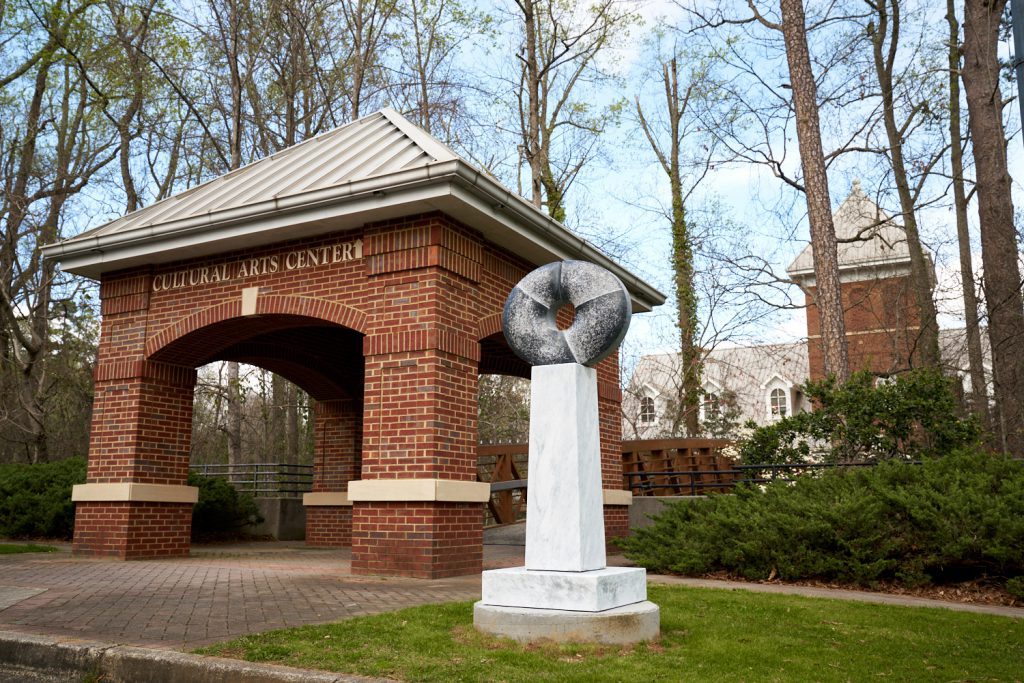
[[525, 363, 606, 572], [480, 566, 647, 613], [474, 600, 660, 644]]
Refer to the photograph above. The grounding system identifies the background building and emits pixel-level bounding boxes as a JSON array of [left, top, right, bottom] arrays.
[[624, 182, 990, 439]]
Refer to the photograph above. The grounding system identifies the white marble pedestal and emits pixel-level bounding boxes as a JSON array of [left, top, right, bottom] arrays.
[[474, 363, 659, 644], [481, 566, 647, 612]]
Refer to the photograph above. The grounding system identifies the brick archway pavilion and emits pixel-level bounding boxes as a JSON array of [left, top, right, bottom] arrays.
[[43, 109, 664, 578]]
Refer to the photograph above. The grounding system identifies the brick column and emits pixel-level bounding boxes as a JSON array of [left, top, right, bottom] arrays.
[[348, 217, 489, 578], [72, 271, 199, 559], [73, 360, 197, 558], [597, 351, 632, 545], [351, 335, 486, 578], [304, 398, 361, 546]]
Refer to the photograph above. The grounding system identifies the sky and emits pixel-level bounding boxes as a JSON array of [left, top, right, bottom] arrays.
[[52, 0, 1024, 381], [550, 0, 1024, 378]]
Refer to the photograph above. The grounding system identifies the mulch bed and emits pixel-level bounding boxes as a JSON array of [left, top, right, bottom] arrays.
[[699, 570, 1022, 608]]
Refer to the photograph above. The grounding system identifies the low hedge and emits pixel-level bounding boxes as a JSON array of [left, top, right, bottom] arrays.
[[0, 458, 262, 541], [0, 457, 86, 539], [620, 450, 1024, 595]]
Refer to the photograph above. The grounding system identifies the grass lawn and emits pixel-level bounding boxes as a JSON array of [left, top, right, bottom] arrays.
[[196, 584, 1024, 682], [0, 543, 57, 554]]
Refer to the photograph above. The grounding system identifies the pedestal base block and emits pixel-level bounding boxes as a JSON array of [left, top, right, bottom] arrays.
[[481, 566, 647, 612], [473, 600, 660, 644]]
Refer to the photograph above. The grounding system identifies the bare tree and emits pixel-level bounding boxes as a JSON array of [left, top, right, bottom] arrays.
[[635, 54, 717, 435], [0, 2, 117, 462], [511, 0, 633, 222], [865, 0, 941, 369], [961, 0, 1024, 453], [339, 0, 396, 120], [391, 0, 490, 141], [946, 0, 989, 430]]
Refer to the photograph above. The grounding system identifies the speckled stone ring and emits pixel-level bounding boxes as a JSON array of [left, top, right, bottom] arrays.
[[502, 260, 631, 367]]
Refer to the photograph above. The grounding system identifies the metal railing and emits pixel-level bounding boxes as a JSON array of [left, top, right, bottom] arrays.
[[189, 462, 313, 497]]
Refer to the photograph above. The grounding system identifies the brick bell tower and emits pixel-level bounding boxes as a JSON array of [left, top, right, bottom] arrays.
[[786, 180, 935, 381]]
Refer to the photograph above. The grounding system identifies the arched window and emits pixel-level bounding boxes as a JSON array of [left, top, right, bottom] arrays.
[[702, 392, 721, 420], [640, 396, 656, 423], [769, 387, 787, 417]]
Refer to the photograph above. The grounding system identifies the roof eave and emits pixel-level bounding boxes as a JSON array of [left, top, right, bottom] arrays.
[[43, 160, 666, 313]]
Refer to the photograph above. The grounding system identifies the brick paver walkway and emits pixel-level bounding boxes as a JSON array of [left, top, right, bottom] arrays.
[[4, 540, 1017, 657], [0, 543, 500, 650]]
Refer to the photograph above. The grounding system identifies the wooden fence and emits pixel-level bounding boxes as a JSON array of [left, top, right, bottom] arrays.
[[189, 439, 740, 526], [621, 438, 740, 496]]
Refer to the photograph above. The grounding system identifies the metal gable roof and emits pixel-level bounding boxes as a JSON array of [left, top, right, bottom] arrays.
[[72, 109, 460, 241], [42, 108, 666, 312]]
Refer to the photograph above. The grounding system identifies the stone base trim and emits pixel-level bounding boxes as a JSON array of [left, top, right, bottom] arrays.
[[474, 601, 660, 645], [71, 483, 199, 504], [602, 489, 632, 506], [481, 566, 647, 612], [302, 492, 352, 506], [348, 478, 490, 503]]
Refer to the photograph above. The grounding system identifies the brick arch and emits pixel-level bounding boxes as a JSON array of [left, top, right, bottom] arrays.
[[476, 312, 503, 341], [145, 295, 367, 360], [478, 330, 530, 379]]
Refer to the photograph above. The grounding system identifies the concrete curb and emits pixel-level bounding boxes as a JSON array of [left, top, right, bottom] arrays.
[[0, 630, 391, 683]]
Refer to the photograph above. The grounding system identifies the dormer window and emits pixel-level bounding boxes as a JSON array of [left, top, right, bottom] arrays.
[[640, 396, 656, 423], [703, 392, 721, 420], [769, 387, 788, 417]]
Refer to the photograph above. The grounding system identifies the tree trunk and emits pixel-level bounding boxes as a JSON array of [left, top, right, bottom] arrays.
[[869, 0, 941, 370], [948, 0, 990, 432], [270, 372, 286, 460], [286, 382, 299, 464], [635, 57, 701, 436], [227, 361, 243, 466], [779, 0, 850, 382], [962, 0, 1024, 454], [519, 0, 544, 210]]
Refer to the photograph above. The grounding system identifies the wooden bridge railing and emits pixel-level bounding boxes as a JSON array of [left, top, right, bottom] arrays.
[[477, 438, 741, 526], [621, 438, 739, 497], [477, 443, 529, 527]]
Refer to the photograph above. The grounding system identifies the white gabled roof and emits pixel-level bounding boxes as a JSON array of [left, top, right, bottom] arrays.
[[43, 108, 664, 312], [786, 180, 913, 285]]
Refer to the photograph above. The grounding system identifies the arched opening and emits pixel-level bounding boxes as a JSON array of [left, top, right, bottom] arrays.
[[150, 313, 365, 545], [477, 331, 530, 528]]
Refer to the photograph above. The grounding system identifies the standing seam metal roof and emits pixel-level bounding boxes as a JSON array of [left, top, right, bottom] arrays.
[[75, 109, 459, 241], [45, 107, 666, 312]]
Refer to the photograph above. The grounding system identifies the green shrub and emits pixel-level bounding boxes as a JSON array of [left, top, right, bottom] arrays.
[[187, 472, 263, 540], [0, 457, 86, 539], [620, 450, 1024, 589], [0, 460, 264, 541], [740, 369, 980, 465]]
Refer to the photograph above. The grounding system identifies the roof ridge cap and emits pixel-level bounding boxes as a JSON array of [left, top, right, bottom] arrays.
[[378, 107, 461, 164]]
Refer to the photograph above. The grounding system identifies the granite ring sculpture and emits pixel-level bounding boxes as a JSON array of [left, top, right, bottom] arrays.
[[502, 260, 631, 367]]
